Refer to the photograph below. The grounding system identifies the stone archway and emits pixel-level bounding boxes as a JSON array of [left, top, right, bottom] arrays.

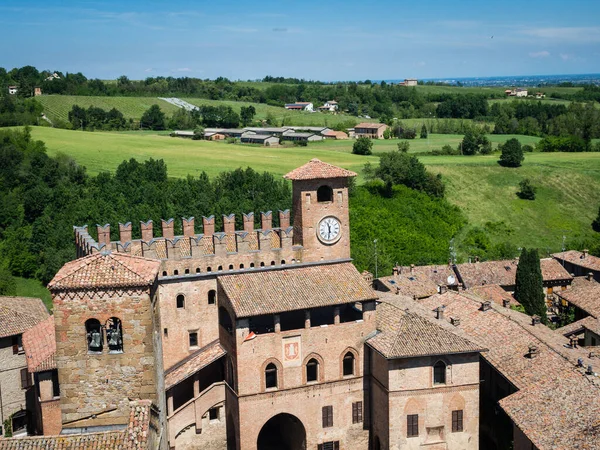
[[257, 413, 306, 450]]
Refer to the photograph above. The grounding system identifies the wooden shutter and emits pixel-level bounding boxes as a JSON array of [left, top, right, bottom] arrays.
[[20, 368, 30, 389], [352, 401, 363, 423], [452, 410, 463, 432], [333, 442, 339, 450], [322, 405, 333, 428], [407, 414, 419, 437], [12, 336, 19, 354]]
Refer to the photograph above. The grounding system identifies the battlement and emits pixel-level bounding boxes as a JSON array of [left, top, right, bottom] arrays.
[[74, 211, 300, 274]]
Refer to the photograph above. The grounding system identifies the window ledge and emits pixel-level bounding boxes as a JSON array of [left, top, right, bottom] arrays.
[[108, 350, 124, 355], [87, 350, 103, 355]]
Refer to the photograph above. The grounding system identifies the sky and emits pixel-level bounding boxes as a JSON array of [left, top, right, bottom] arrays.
[[2, 0, 600, 81]]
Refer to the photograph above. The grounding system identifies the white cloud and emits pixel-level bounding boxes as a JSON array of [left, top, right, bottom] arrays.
[[520, 27, 600, 43], [144, 68, 154, 73], [175, 68, 192, 72], [560, 53, 572, 61], [529, 50, 550, 58]]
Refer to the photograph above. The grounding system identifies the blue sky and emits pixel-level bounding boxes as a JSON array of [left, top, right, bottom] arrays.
[[2, 0, 600, 80]]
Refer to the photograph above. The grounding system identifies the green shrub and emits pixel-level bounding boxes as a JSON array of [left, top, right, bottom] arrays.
[[499, 138, 524, 167], [517, 179, 536, 200], [352, 137, 373, 155]]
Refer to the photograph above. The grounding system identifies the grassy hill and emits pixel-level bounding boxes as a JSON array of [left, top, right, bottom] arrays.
[[24, 126, 600, 255]]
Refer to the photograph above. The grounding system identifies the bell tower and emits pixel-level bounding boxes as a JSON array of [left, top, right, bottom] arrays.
[[284, 159, 357, 263]]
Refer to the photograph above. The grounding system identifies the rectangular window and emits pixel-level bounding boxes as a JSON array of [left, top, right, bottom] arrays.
[[352, 401, 363, 424], [322, 405, 333, 428], [407, 414, 419, 437], [189, 331, 198, 347], [318, 442, 339, 450], [20, 368, 32, 389], [209, 407, 219, 421], [452, 410, 464, 432], [12, 335, 23, 355], [51, 370, 60, 398]]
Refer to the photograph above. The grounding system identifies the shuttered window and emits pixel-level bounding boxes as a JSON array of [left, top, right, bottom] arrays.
[[352, 401, 363, 424], [407, 414, 419, 437], [452, 410, 464, 432], [322, 405, 333, 428], [20, 368, 32, 389], [317, 441, 339, 450]]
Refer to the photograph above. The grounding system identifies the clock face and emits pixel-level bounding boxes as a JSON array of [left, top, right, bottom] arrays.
[[318, 216, 341, 244]]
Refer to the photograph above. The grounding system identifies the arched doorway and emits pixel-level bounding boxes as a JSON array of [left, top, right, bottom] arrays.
[[257, 413, 306, 450]]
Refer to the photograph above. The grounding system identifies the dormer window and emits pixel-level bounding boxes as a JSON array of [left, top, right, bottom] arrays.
[[317, 185, 333, 203]]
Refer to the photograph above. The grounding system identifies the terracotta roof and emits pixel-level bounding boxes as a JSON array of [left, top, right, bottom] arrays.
[[165, 340, 226, 389], [283, 159, 357, 181], [556, 277, 600, 318], [0, 400, 155, 450], [468, 284, 519, 307], [395, 264, 457, 287], [375, 273, 438, 299], [354, 122, 387, 129], [23, 315, 56, 373], [218, 262, 377, 318], [414, 291, 600, 449], [0, 296, 49, 339], [368, 299, 485, 359], [555, 316, 600, 337], [540, 258, 573, 281], [48, 253, 160, 291], [553, 250, 600, 272], [322, 130, 348, 139]]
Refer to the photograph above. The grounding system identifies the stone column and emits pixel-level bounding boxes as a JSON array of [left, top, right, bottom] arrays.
[[304, 310, 311, 329], [274, 314, 281, 333], [334, 307, 340, 325]]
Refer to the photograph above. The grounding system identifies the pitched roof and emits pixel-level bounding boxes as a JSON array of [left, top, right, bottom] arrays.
[[0, 297, 49, 339], [415, 291, 600, 449], [218, 262, 377, 318], [0, 400, 155, 450], [375, 273, 438, 299], [555, 316, 600, 337], [395, 264, 457, 287], [540, 258, 573, 281], [553, 250, 600, 272], [283, 159, 357, 181], [22, 315, 56, 373], [165, 340, 226, 389], [354, 122, 387, 129], [367, 299, 485, 359], [48, 253, 160, 291], [322, 130, 349, 139], [556, 277, 600, 318], [468, 284, 519, 307]]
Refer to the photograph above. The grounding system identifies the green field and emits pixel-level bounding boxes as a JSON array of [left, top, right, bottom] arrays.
[[22, 126, 600, 254], [37, 95, 181, 123], [14, 277, 52, 311]]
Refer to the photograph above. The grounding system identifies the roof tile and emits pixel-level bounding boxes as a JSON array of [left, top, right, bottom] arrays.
[[283, 159, 357, 181], [0, 296, 49, 339], [23, 315, 56, 372]]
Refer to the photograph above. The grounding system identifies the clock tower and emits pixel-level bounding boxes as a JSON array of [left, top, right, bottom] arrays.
[[284, 159, 357, 263]]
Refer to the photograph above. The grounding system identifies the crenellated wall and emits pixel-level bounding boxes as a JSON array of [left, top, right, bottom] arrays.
[[73, 211, 302, 271]]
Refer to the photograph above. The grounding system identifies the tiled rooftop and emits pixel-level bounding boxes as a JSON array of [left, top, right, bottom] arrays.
[[468, 284, 519, 307], [375, 273, 438, 299], [395, 264, 457, 288], [22, 315, 56, 373], [218, 262, 377, 318], [283, 159, 357, 181], [412, 291, 600, 449], [0, 400, 155, 450], [368, 298, 485, 359], [556, 277, 600, 318], [48, 253, 160, 291], [165, 340, 226, 389], [540, 258, 574, 281], [354, 122, 387, 129], [0, 296, 49, 339], [553, 250, 600, 272]]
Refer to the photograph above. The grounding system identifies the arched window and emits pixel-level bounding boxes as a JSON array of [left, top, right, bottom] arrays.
[[176, 294, 185, 308], [196, 267, 201, 273], [250, 263, 255, 268], [185, 268, 190, 274], [433, 361, 446, 385], [260, 262, 265, 267], [86, 319, 103, 353], [306, 359, 319, 383], [240, 264, 244, 269], [265, 363, 278, 389], [271, 261, 275, 266], [207, 267, 212, 272], [317, 185, 333, 203], [229, 264, 234, 270], [343, 352, 355, 376], [208, 290, 216, 305], [174, 270, 179, 276], [281, 260, 286, 265], [218, 265, 223, 271], [162, 271, 167, 277], [106, 317, 123, 353]]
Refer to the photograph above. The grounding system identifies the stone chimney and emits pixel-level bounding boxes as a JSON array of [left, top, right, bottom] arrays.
[[96, 224, 110, 246], [587, 272, 594, 281], [261, 211, 272, 231], [410, 264, 415, 274], [118, 222, 132, 243], [203, 216, 215, 237], [450, 317, 461, 326], [223, 214, 235, 234], [586, 365, 594, 375], [161, 219, 175, 240], [182, 217, 195, 237], [140, 220, 153, 241], [528, 344, 540, 359], [243, 213, 254, 233], [279, 210, 290, 229], [480, 301, 492, 312], [502, 298, 511, 308], [583, 249, 589, 259], [475, 256, 480, 263], [439, 285, 448, 294], [435, 306, 445, 320], [531, 315, 541, 326]]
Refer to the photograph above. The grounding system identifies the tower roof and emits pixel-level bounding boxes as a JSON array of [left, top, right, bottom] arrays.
[[283, 159, 357, 181], [48, 252, 160, 291]]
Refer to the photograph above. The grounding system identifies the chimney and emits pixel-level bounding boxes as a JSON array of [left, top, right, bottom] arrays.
[[118, 222, 132, 243], [261, 211, 272, 231], [182, 217, 195, 237], [450, 317, 461, 326], [279, 210, 290, 229], [480, 301, 492, 312], [243, 213, 254, 233], [140, 220, 153, 241], [410, 264, 415, 274], [475, 256, 480, 263], [392, 266, 399, 278], [587, 272, 594, 281], [96, 224, 110, 246], [528, 344, 540, 359], [223, 214, 235, 234], [502, 298, 511, 308], [586, 365, 594, 375], [203, 216, 215, 237], [448, 258, 453, 267], [439, 285, 448, 294], [435, 306, 445, 320], [531, 315, 541, 326], [583, 249, 589, 259], [161, 219, 175, 240]]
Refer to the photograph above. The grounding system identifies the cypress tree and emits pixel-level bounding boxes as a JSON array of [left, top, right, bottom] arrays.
[[515, 248, 547, 323]]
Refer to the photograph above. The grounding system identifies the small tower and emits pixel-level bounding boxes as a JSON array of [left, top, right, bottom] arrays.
[[48, 252, 162, 431], [284, 159, 357, 262]]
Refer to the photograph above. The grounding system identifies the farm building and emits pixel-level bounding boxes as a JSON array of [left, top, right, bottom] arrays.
[[280, 131, 323, 143], [354, 122, 388, 139], [318, 100, 338, 112], [243, 127, 289, 136], [240, 133, 279, 146], [284, 101, 314, 111], [322, 130, 349, 139], [284, 126, 331, 135], [204, 132, 226, 141]]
